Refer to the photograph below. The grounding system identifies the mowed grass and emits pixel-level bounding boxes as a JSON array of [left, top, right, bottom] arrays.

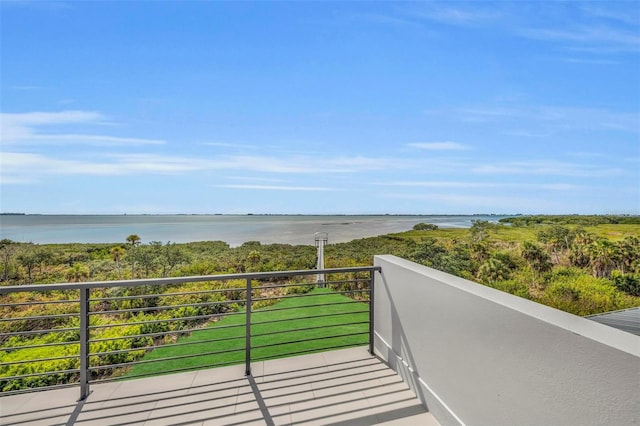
[[124, 288, 369, 378]]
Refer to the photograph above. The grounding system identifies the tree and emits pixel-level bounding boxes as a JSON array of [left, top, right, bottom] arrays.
[[126, 235, 141, 277], [413, 223, 439, 231], [246, 250, 261, 272], [521, 241, 552, 288], [0, 239, 18, 282], [16, 248, 39, 283], [537, 225, 572, 263], [65, 263, 90, 282], [470, 220, 499, 242], [110, 246, 126, 279], [146, 241, 189, 277], [126, 234, 141, 247], [587, 239, 617, 278], [136, 247, 158, 278], [34, 249, 53, 277], [569, 228, 595, 268], [477, 258, 511, 284], [410, 238, 448, 268], [616, 236, 640, 274]]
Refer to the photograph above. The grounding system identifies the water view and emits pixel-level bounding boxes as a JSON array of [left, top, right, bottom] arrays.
[[0, 214, 505, 246]]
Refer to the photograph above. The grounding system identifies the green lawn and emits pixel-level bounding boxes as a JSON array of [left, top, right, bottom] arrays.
[[124, 288, 369, 378]]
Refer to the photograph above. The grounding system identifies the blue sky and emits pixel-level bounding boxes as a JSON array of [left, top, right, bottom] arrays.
[[1, 1, 639, 215]]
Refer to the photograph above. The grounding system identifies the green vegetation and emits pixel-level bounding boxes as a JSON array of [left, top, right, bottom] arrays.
[[413, 223, 439, 231], [500, 215, 640, 226], [1, 215, 639, 391], [125, 288, 368, 378]]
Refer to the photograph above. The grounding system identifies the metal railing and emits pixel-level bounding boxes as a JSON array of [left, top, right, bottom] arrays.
[[0, 266, 380, 400]]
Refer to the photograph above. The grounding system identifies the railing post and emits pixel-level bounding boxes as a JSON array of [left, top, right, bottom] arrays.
[[245, 278, 252, 376], [368, 270, 375, 356], [79, 287, 91, 400]]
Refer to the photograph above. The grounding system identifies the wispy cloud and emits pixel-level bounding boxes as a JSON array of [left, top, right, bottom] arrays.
[[519, 25, 640, 52], [408, 4, 502, 26], [0, 111, 165, 146], [381, 181, 580, 191], [448, 105, 640, 134], [0, 151, 413, 184], [201, 142, 259, 149], [472, 160, 623, 178], [214, 184, 338, 191], [408, 142, 469, 151], [383, 192, 569, 213], [582, 6, 640, 26], [226, 176, 286, 183], [558, 57, 621, 65]]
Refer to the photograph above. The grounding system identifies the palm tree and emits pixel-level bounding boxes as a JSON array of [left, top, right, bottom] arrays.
[[126, 234, 141, 247], [110, 246, 125, 279], [521, 241, 552, 288], [587, 240, 617, 278], [126, 235, 141, 278], [569, 229, 594, 268], [65, 263, 90, 282]]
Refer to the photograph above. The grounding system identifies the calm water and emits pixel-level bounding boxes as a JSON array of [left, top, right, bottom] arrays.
[[0, 215, 506, 246]]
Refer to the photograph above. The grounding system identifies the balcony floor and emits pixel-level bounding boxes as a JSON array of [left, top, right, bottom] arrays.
[[0, 347, 437, 425]]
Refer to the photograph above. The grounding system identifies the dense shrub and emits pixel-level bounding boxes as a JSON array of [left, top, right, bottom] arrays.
[[537, 268, 635, 315], [612, 272, 640, 297], [413, 223, 439, 231]]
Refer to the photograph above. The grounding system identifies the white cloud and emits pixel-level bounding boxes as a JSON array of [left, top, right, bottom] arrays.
[[472, 160, 623, 177], [408, 5, 502, 26], [214, 184, 338, 191], [519, 26, 640, 50], [582, 6, 640, 26], [447, 105, 639, 134], [0, 151, 413, 184], [408, 142, 469, 151], [382, 192, 572, 213], [227, 176, 286, 183], [201, 142, 259, 149], [381, 181, 580, 190], [0, 111, 165, 146]]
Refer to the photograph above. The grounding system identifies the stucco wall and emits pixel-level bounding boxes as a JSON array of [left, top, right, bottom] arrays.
[[373, 255, 640, 426]]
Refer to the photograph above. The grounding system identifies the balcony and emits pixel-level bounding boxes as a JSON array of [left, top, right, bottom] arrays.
[[1, 256, 639, 425]]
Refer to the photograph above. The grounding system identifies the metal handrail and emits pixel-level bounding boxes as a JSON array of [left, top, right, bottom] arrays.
[[0, 266, 380, 400], [0, 266, 380, 294]]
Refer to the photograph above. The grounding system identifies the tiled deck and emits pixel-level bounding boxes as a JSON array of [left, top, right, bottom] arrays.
[[0, 347, 438, 425]]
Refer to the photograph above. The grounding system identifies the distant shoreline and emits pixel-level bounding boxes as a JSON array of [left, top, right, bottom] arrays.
[[0, 214, 504, 246], [1, 213, 512, 217]]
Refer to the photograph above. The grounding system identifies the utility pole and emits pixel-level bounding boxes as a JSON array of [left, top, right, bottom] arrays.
[[315, 232, 328, 287]]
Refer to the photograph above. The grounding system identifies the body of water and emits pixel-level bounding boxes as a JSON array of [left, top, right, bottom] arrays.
[[0, 215, 507, 246]]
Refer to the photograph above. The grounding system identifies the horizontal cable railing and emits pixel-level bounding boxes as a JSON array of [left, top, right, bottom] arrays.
[[0, 266, 379, 400]]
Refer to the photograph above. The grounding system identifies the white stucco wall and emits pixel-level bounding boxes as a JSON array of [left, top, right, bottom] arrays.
[[374, 255, 640, 426]]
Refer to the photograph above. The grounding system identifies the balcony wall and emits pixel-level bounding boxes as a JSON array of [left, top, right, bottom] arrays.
[[373, 255, 640, 426]]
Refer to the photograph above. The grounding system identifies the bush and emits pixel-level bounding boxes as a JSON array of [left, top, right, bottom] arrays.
[[612, 272, 640, 296], [537, 269, 636, 315], [413, 223, 439, 231]]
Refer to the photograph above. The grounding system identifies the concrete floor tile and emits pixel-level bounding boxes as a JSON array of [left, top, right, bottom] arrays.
[[192, 365, 245, 386], [0, 393, 36, 417], [74, 400, 157, 424], [262, 353, 326, 375], [204, 410, 265, 426], [289, 392, 371, 424], [144, 395, 237, 425], [0, 347, 438, 426]]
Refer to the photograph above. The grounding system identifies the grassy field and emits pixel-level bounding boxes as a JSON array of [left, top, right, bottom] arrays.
[[123, 288, 369, 378], [395, 223, 640, 244]]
